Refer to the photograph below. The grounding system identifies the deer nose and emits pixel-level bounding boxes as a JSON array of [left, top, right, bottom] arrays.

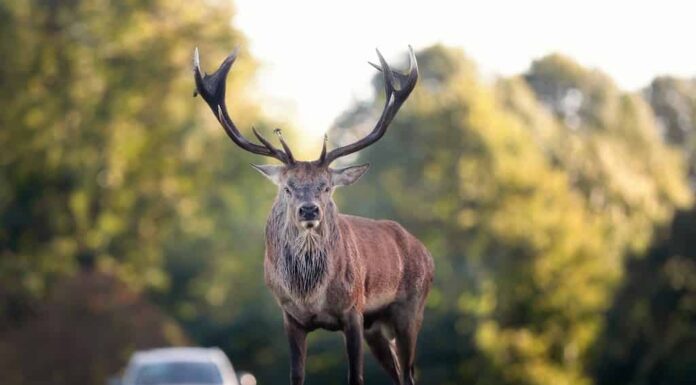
[[298, 204, 320, 220]]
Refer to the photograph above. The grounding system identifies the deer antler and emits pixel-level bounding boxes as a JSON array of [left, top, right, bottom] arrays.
[[194, 47, 294, 164], [320, 46, 418, 165]]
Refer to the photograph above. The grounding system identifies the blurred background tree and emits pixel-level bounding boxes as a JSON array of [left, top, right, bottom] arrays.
[[592, 207, 696, 385], [1, 1, 695, 385], [645, 77, 696, 186], [0, 0, 286, 383]]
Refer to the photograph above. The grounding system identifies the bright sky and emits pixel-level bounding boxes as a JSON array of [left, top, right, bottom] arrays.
[[234, 0, 696, 141]]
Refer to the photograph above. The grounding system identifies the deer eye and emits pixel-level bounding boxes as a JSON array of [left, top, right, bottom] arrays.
[[284, 187, 291, 195], [323, 186, 331, 193]]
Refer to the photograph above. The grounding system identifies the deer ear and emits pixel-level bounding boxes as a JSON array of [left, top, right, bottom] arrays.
[[331, 163, 370, 187], [251, 164, 284, 185]]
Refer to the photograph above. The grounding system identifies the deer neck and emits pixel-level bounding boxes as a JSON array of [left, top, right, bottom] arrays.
[[266, 200, 340, 298]]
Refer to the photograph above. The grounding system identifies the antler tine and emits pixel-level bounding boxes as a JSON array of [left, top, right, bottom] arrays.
[[320, 46, 418, 165], [367, 61, 382, 72], [273, 128, 295, 164], [318, 134, 328, 163], [376, 49, 396, 101], [368, 46, 418, 92], [193, 47, 202, 97], [194, 47, 291, 164], [250, 125, 285, 156]]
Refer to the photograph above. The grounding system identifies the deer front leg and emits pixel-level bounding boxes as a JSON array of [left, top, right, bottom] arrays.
[[344, 309, 365, 385], [284, 313, 308, 385]]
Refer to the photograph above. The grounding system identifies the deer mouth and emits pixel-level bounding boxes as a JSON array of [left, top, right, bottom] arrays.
[[300, 220, 320, 230]]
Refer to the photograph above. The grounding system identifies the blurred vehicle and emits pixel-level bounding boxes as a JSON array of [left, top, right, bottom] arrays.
[[112, 347, 241, 385]]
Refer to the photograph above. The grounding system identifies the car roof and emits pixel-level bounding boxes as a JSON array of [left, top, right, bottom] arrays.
[[131, 347, 227, 364]]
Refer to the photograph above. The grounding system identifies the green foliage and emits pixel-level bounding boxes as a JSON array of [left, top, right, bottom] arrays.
[[523, 55, 691, 253], [593, 208, 696, 385], [645, 76, 696, 182], [0, 0, 253, 295], [0, 0, 286, 381]]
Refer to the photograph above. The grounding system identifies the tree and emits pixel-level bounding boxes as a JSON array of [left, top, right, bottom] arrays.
[[522, 55, 691, 254], [0, 267, 188, 385], [0, 0, 288, 383], [0, 0, 256, 303], [593, 207, 696, 385], [644, 76, 696, 185]]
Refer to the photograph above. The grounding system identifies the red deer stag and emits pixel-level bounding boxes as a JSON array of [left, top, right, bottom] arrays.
[[193, 46, 434, 385]]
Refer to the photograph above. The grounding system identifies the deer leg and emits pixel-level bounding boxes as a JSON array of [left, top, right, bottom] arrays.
[[284, 313, 308, 385], [393, 305, 424, 385], [364, 322, 402, 385], [343, 309, 365, 385], [395, 326, 417, 385]]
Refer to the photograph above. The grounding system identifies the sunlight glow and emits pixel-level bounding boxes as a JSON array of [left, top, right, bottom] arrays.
[[234, 0, 696, 141]]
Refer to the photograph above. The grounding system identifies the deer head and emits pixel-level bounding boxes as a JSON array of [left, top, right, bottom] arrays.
[[193, 47, 418, 232]]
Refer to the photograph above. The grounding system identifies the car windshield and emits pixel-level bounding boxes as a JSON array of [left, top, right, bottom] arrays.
[[134, 361, 223, 385]]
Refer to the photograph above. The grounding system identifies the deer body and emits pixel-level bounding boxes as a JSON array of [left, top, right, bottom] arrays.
[[194, 46, 432, 385], [265, 210, 433, 331]]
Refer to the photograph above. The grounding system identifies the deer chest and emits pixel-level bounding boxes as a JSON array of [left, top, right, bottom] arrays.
[[265, 249, 355, 330]]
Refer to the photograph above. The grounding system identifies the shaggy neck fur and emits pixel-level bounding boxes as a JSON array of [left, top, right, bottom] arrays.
[[267, 199, 339, 299]]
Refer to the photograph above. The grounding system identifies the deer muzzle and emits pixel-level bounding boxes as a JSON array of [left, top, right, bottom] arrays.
[[298, 204, 321, 229]]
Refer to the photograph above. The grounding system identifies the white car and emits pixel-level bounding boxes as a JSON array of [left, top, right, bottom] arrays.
[[117, 347, 241, 385]]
